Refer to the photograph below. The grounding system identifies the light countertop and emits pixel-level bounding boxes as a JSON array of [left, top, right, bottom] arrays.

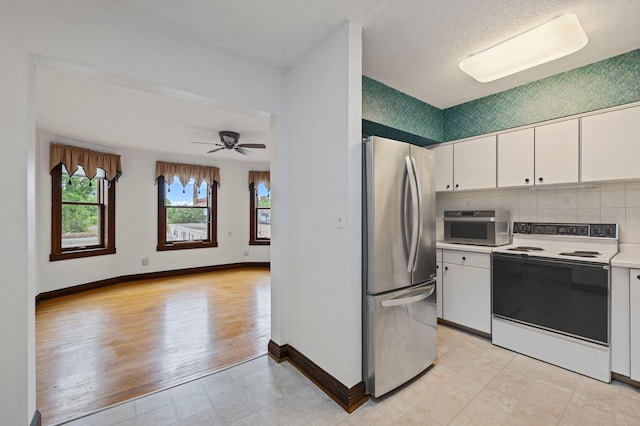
[[436, 241, 496, 254], [612, 244, 640, 268]]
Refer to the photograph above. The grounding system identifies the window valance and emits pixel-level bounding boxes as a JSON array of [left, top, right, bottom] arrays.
[[50, 143, 122, 181], [248, 171, 270, 191], [155, 161, 220, 188]]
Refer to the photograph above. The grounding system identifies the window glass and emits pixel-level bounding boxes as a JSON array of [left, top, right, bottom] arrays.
[[157, 175, 217, 250], [256, 183, 271, 239]]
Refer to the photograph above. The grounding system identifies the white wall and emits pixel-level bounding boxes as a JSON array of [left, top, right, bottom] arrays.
[[37, 133, 270, 293], [436, 182, 640, 243], [284, 22, 363, 387], [1, 1, 287, 423]]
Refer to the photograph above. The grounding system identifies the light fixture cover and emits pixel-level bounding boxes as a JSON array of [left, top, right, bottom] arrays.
[[459, 13, 588, 83]]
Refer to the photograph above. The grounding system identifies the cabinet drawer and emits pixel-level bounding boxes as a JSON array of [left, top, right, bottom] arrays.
[[442, 250, 490, 269]]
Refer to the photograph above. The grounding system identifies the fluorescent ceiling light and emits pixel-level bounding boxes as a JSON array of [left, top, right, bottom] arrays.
[[459, 13, 588, 83]]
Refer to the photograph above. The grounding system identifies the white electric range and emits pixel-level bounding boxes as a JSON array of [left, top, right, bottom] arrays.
[[491, 222, 619, 382]]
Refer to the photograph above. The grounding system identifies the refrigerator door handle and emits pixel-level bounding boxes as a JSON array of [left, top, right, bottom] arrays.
[[410, 156, 422, 272], [380, 284, 435, 308], [405, 156, 419, 273]]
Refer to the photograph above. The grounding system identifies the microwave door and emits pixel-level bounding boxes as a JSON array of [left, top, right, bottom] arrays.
[[446, 220, 495, 245]]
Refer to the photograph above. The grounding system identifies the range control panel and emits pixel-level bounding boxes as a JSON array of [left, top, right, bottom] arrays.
[[513, 222, 618, 238], [444, 210, 497, 218]]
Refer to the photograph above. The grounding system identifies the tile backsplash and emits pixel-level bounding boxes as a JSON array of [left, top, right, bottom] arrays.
[[436, 181, 640, 244]]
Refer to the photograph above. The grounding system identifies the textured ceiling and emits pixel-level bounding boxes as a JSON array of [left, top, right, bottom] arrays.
[[110, 0, 640, 109], [37, 1, 640, 161]]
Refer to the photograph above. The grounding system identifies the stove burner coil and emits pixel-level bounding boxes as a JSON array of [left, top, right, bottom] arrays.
[[558, 251, 601, 258], [507, 246, 544, 252]]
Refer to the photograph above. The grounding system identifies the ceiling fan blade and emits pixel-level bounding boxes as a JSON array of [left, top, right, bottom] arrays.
[[189, 141, 218, 145], [237, 143, 266, 149], [207, 147, 226, 153], [235, 146, 251, 155]]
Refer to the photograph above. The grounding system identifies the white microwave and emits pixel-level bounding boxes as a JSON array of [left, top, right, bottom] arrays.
[[443, 210, 510, 246]]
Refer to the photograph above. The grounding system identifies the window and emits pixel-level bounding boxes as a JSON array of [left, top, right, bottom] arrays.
[[156, 161, 219, 251], [249, 170, 270, 245], [50, 164, 116, 260], [49, 143, 120, 261]]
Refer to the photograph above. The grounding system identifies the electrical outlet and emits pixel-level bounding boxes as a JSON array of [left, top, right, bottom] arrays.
[[142, 258, 149, 266]]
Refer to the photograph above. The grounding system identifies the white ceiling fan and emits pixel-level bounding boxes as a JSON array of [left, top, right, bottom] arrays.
[[191, 130, 266, 155]]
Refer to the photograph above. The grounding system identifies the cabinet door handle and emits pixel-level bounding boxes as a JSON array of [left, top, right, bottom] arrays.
[[446, 184, 450, 189], [436, 264, 439, 269], [637, 275, 640, 280], [462, 256, 466, 261], [444, 266, 448, 271], [525, 178, 530, 183], [538, 177, 544, 182], [455, 184, 459, 189]]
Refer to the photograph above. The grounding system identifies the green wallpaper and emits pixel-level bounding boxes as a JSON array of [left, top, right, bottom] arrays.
[[362, 76, 443, 143], [362, 49, 640, 144], [443, 49, 640, 141]]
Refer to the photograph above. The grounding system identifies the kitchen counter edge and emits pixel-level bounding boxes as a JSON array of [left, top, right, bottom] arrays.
[[611, 244, 640, 268], [436, 242, 495, 254]]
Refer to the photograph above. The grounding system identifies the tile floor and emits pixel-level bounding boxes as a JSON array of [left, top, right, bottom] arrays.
[[62, 325, 640, 425]]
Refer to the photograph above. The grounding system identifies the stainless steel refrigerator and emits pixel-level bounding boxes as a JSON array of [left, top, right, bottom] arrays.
[[363, 136, 437, 398]]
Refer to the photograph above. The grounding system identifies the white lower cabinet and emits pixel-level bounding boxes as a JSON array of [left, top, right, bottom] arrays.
[[611, 267, 631, 376], [441, 250, 491, 334], [631, 269, 640, 381]]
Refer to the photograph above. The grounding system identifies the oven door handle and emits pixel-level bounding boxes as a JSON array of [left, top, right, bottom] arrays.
[[380, 283, 435, 308]]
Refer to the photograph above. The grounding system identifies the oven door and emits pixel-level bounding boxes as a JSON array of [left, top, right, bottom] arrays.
[[492, 254, 609, 345]]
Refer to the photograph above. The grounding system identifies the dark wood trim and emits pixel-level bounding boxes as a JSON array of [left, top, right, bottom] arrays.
[[30, 410, 42, 426], [267, 339, 288, 362], [267, 340, 368, 413], [50, 165, 116, 261], [156, 241, 219, 251], [35, 262, 270, 305], [51, 166, 62, 256], [437, 318, 492, 340], [612, 372, 640, 389], [50, 247, 116, 261]]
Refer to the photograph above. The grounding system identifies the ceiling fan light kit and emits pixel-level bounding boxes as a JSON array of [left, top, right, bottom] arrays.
[[459, 13, 588, 83], [219, 130, 240, 147]]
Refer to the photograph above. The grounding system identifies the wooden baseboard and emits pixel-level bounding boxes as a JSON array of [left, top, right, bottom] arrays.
[[30, 410, 41, 426], [612, 372, 640, 389], [36, 262, 270, 305], [437, 318, 491, 340], [268, 340, 368, 413]]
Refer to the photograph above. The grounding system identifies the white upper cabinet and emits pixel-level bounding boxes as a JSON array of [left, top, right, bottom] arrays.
[[535, 119, 579, 185], [453, 136, 496, 191], [497, 120, 579, 188], [581, 106, 640, 182], [498, 128, 534, 187], [431, 144, 453, 192]]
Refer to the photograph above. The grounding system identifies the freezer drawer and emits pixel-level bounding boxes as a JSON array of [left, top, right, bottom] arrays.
[[364, 282, 437, 397]]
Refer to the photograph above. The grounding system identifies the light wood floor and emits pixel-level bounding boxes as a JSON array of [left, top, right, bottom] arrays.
[[36, 267, 270, 426]]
